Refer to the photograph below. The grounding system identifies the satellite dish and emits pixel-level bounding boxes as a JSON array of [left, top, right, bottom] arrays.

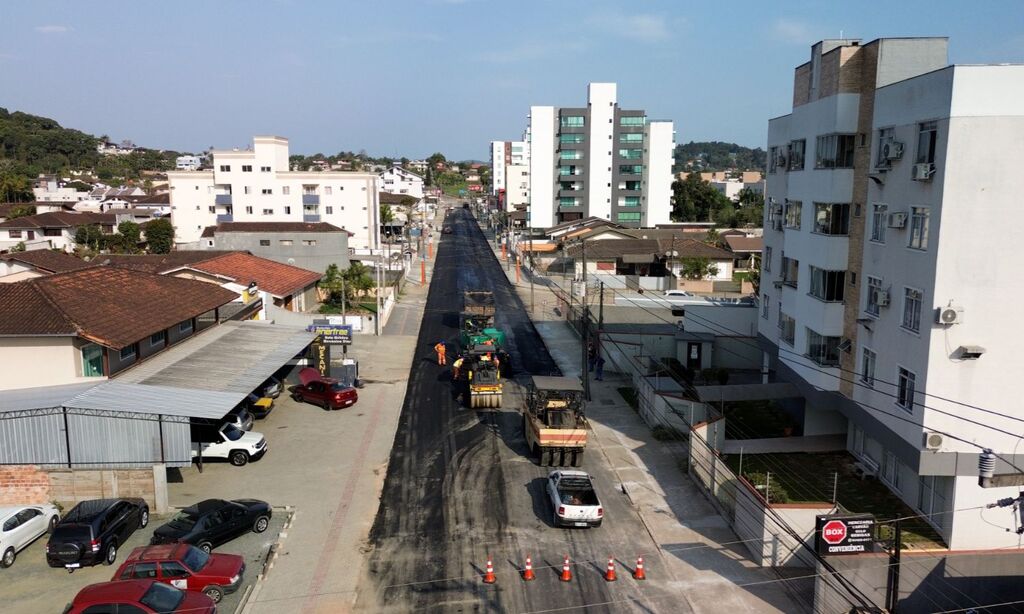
[[287, 258, 295, 265]]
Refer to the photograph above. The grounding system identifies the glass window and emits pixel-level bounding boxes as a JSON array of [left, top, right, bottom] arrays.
[[784, 200, 802, 230], [81, 344, 103, 377], [808, 267, 845, 302], [303, 239, 317, 246], [768, 146, 779, 174], [260, 166, 271, 172], [870, 204, 887, 243], [325, 186, 332, 195], [219, 165, 230, 172], [559, 197, 579, 207], [558, 166, 577, 176], [241, 165, 252, 172], [619, 133, 644, 143], [284, 206, 291, 215], [762, 294, 769, 319], [883, 451, 900, 490], [619, 116, 645, 126], [763, 246, 772, 272], [781, 255, 799, 288], [619, 197, 640, 207], [897, 367, 916, 412], [560, 116, 585, 128], [262, 208, 273, 215], [865, 276, 882, 317], [813, 203, 850, 235], [282, 186, 291, 195], [806, 329, 841, 367], [325, 206, 333, 214], [160, 561, 190, 578], [559, 150, 582, 160], [280, 239, 293, 246], [119, 345, 136, 361], [778, 312, 796, 346], [618, 149, 643, 160], [559, 133, 584, 144], [787, 139, 805, 171], [259, 239, 270, 246], [150, 331, 166, 347], [815, 134, 855, 169], [262, 188, 273, 195], [853, 425, 864, 456], [616, 212, 641, 222], [130, 561, 158, 579], [618, 165, 643, 174], [909, 207, 929, 250], [861, 348, 876, 387], [179, 320, 193, 334], [245, 206, 253, 214], [901, 287, 923, 333], [916, 121, 938, 165]]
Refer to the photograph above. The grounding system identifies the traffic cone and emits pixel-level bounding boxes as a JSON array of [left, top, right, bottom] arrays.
[[483, 556, 496, 584], [604, 557, 617, 582], [633, 556, 646, 581], [560, 555, 572, 582], [522, 555, 535, 581]]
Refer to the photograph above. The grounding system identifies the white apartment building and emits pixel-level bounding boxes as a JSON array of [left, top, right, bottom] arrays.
[[526, 83, 674, 229], [168, 136, 380, 250], [376, 165, 424, 199], [489, 140, 530, 211], [32, 177, 91, 203], [505, 164, 529, 209], [760, 37, 1024, 549], [175, 155, 202, 171]]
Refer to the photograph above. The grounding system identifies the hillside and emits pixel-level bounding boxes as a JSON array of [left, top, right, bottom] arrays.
[[674, 141, 766, 173], [0, 108, 101, 175]]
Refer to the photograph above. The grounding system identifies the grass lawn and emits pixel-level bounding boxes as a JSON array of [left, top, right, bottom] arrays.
[[733, 271, 753, 282], [722, 400, 797, 439], [723, 451, 945, 549]]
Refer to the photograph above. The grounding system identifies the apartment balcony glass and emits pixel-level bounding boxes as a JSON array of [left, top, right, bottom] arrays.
[[806, 328, 841, 367], [559, 150, 583, 160], [559, 182, 582, 191], [302, 194, 320, 205], [558, 166, 581, 176], [559, 197, 581, 208], [559, 133, 584, 144], [618, 196, 641, 208], [619, 116, 646, 126], [303, 214, 321, 222], [560, 116, 585, 128], [618, 165, 643, 175], [619, 133, 644, 143], [616, 211, 641, 222], [214, 194, 233, 205], [216, 213, 234, 222], [618, 180, 641, 191], [618, 149, 643, 160]]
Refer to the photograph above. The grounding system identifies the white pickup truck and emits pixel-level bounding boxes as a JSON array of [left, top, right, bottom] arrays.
[[547, 470, 603, 528], [191, 423, 268, 467]]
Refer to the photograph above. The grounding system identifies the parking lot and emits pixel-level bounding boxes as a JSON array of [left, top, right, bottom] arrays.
[[1, 508, 288, 614]]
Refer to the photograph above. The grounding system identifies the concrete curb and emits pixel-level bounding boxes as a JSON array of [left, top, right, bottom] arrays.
[[239, 505, 295, 614]]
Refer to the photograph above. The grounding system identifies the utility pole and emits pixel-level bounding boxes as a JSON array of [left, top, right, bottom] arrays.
[[598, 281, 604, 332], [580, 239, 590, 401], [528, 199, 534, 315], [886, 519, 902, 612]]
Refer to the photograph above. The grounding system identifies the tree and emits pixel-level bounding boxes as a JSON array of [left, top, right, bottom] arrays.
[[734, 188, 765, 227], [0, 160, 32, 202], [7, 204, 36, 219], [671, 173, 730, 222], [10, 241, 25, 253], [426, 152, 447, 168], [679, 257, 720, 280], [320, 263, 346, 309], [749, 256, 761, 295], [424, 165, 434, 187], [703, 228, 720, 246], [74, 224, 105, 252], [380, 204, 394, 225], [117, 221, 141, 253], [145, 218, 175, 254], [344, 261, 375, 300]]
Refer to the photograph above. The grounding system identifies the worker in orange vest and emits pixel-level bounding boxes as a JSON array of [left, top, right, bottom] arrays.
[[434, 341, 447, 365]]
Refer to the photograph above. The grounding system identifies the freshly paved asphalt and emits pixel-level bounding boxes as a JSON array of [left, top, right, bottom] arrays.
[[356, 209, 678, 613]]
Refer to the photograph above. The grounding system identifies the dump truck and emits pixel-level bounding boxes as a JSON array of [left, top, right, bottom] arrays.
[[522, 376, 588, 466], [460, 291, 506, 350], [456, 346, 503, 408]]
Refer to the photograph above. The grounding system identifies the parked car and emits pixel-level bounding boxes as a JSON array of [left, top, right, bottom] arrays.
[[114, 544, 244, 603], [0, 504, 60, 568], [234, 392, 274, 420], [664, 290, 695, 298], [64, 579, 215, 614], [224, 406, 254, 432], [150, 499, 271, 553], [47, 498, 149, 570], [546, 470, 603, 528], [257, 376, 283, 399], [292, 367, 358, 410]]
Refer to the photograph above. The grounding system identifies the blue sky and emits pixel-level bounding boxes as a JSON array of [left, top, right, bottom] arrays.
[[2, 1, 1022, 160]]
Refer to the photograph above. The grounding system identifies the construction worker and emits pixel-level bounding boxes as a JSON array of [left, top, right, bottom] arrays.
[[434, 340, 447, 365], [452, 356, 464, 380]]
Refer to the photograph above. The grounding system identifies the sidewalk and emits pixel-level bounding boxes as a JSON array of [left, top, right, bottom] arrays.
[[476, 220, 810, 613]]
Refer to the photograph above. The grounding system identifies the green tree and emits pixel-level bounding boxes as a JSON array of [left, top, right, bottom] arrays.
[[74, 224, 105, 251], [749, 256, 761, 295], [424, 165, 434, 187], [0, 160, 32, 202], [671, 173, 730, 222], [704, 228, 720, 245], [426, 152, 446, 168], [10, 241, 25, 253], [117, 221, 142, 253], [734, 188, 765, 227], [344, 261, 375, 300], [7, 204, 36, 219], [320, 263, 346, 308], [145, 218, 175, 254], [380, 204, 394, 225], [679, 257, 720, 280]]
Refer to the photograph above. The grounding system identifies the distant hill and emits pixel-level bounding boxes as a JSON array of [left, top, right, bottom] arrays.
[[0, 107, 101, 175], [674, 141, 766, 173]]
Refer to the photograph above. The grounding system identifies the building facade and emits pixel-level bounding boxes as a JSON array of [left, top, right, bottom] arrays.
[[489, 140, 530, 211], [376, 165, 424, 199], [526, 83, 674, 229], [198, 221, 351, 273], [760, 37, 1024, 549], [168, 136, 380, 251]]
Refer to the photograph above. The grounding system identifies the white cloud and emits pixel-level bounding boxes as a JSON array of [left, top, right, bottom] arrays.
[[769, 18, 821, 45], [586, 11, 672, 43], [35, 25, 70, 34], [477, 40, 586, 64]]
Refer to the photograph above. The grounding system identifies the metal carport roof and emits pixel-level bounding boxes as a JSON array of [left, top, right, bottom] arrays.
[[62, 382, 239, 419]]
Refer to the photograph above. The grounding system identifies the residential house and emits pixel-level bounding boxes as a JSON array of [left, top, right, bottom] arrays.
[[0, 212, 116, 252], [32, 176, 92, 203], [0, 250, 93, 282], [196, 221, 351, 272], [722, 234, 763, 270], [376, 165, 424, 199]]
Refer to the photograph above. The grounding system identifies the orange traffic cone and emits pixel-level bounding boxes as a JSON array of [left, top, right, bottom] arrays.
[[522, 555, 535, 581], [483, 556, 496, 584], [604, 557, 617, 582], [633, 556, 646, 581], [560, 555, 572, 582]]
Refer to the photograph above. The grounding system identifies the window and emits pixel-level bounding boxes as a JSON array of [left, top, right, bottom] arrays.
[[260, 166, 271, 172], [909, 207, 929, 250], [778, 312, 796, 346], [303, 239, 317, 246], [559, 150, 582, 160], [279, 239, 293, 246], [558, 166, 577, 176], [559, 197, 580, 207], [882, 452, 900, 490], [768, 146, 779, 174], [160, 562, 190, 578], [619, 133, 644, 143], [619, 116, 645, 126], [179, 320, 193, 334], [325, 206, 333, 214], [242, 165, 252, 172], [284, 206, 291, 215], [618, 165, 643, 174], [762, 294, 769, 319], [119, 345, 137, 362], [763, 246, 772, 272], [781, 256, 799, 288], [282, 186, 291, 195], [619, 180, 641, 190], [619, 197, 640, 207], [861, 348, 876, 387], [259, 239, 270, 246], [813, 203, 850, 235], [815, 134, 855, 169], [808, 267, 845, 302], [126, 561, 158, 579], [150, 331, 166, 347], [9, 230, 22, 238], [559, 133, 584, 144], [852, 425, 864, 456], [208, 206, 216, 213], [865, 276, 883, 317], [876, 127, 894, 168], [806, 329, 841, 367], [82, 344, 103, 377], [325, 186, 332, 195], [618, 148, 643, 160], [219, 165, 231, 172], [245, 206, 253, 214], [560, 116, 585, 128], [262, 188, 273, 195], [784, 200, 802, 229], [870, 204, 887, 242], [901, 287, 923, 333], [787, 139, 805, 170], [262, 208, 273, 215], [617, 212, 641, 222], [897, 367, 916, 412], [916, 121, 938, 166], [244, 186, 252, 195]]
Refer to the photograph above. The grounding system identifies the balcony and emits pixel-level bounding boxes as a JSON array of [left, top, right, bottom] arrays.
[[303, 214, 321, 222], [302, 194, 320, 205], [216, 214, 233, 222], [214, 194, 232, 205]]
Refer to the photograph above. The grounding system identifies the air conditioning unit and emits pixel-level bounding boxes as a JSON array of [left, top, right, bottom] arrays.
[[936, 305, 964, 325], [923, 432, 944, 451], [887, 212, 907, 228], [912, 162, 935, 181], [877, 291, 890, 307], [883, 141, 904, 161], [837, 338, 853, 353]]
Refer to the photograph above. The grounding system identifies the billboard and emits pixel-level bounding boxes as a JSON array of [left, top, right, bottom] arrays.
[[814, 514, 876, 555], [307, 322, 353, 346]]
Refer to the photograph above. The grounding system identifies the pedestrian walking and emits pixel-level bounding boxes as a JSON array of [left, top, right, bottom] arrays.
[[595, 355, 606, 381], [434, 341, 447, 365], [587, 342, 597, 372]]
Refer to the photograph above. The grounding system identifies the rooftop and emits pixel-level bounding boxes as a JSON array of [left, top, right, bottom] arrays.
[[0, 250, 94, 273], [199, 221, 349, 238], [0, 211, 115, 229], [182, 251, 322, 297], [98, 251, 239, 274]]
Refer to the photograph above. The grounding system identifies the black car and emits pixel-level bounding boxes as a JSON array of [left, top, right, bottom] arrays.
[[150, 499, 271, 553], [46, 498, 149, 570]]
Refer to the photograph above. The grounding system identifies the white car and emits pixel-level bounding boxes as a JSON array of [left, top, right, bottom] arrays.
[[664, 290, 695, 298], [1, 504, 60, 567]]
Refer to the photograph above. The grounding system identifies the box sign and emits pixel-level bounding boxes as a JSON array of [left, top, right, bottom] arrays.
[[815, 514, 876, 555], [311, 341, 331, 376], [306, 323, 353, 346]]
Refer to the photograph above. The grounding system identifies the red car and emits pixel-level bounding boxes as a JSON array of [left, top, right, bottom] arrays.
[[63, 579, 215, 614], [292, 367, 358, 410], [113, 544, 244, 603]]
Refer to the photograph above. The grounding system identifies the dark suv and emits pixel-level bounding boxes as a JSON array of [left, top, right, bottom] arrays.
[[47, 498, 149, 570]]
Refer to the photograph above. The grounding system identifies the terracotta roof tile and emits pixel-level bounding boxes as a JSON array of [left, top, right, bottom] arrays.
[[203, 221, 350, 235], [0, 211, 115, 229], [723, 235, 763, 253], [0, 250, 93, 273], [187, 252, 322, 297], [99, 251, 239, 274]]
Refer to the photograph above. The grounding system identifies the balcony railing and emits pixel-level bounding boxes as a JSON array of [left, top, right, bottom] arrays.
[[302, 194, 320, 205], [216, 214, 233, 222], [214, 194, 232, 205], [303, 214, 321, 222]]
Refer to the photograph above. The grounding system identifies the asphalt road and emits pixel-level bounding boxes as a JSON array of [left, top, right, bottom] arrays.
[[357, 208, 680, 613]]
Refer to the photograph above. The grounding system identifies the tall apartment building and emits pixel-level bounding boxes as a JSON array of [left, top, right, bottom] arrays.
[[489, 140, 529, 210], [168, 136, 380, 250], [526, 83, 673, 229], [760, 37, 1024, 549]]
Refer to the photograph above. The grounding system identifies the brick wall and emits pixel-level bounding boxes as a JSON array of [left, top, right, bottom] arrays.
[[0, 465, 157, 510], [0, 465, 51, 505], [793, 63, 811, 107]]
